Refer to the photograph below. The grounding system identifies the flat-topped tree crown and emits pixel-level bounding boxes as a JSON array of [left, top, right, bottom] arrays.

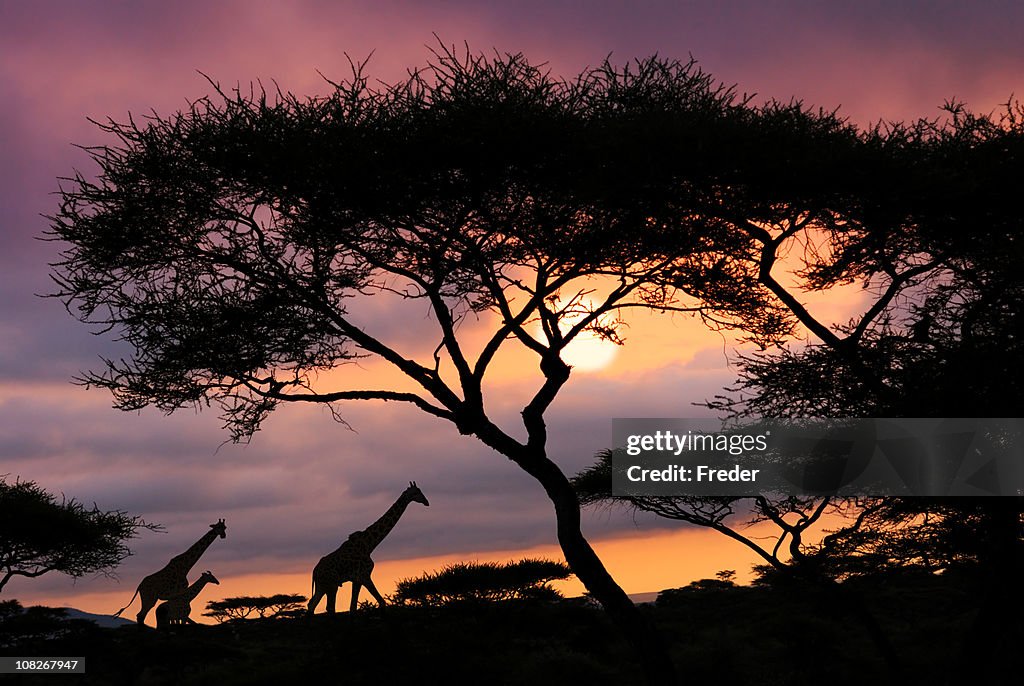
[[48, 50, 805, 444]]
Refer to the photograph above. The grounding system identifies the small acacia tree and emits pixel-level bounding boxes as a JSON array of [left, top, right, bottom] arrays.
[[203, 594, 307, 622], [0, 477, 159, 593], [394, 558, 571, 606]]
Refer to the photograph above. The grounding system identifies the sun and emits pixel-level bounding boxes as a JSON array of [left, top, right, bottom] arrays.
[[562, 329, 619, 371], [535, 301, 619, 373]]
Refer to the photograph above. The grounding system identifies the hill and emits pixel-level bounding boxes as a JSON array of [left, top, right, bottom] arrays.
[[60, 608, 135, 629]]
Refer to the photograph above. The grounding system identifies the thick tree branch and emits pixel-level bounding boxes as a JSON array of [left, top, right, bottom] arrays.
[[242, 383, 455, 421]]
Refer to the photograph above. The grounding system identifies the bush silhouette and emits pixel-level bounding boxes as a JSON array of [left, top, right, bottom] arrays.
[[0, 600, 102, 648], [0, 477, 159, 593], [203, 594, 307, 622], [394, 558, 572, 606]]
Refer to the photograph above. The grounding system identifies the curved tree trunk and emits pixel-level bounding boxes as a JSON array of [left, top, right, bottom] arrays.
[[469, 387, 678, 683], [528, 452, 679, 685]]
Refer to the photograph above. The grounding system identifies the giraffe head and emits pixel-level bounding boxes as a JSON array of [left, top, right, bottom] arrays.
[[210, 519, 227, 539], [199, 570, 220, 585], [404, 481, 429, 507]]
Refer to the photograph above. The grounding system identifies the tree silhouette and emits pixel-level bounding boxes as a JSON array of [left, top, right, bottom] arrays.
[[0, 600, 100, 647], [394, 558, 571, 606], [48, 45, 1004, 681], [575, 98, 1024, 683], [0, 477, 159, 593], [203, 594, 307, 622], [699, 103, 1024, 684], [45, 49, 798, 682], [714, 106, 1024, 685]]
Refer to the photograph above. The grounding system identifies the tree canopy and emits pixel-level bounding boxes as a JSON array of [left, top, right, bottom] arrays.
[[48, 50, 1021, 446], [0, 477, 159, 593], [52, 45, 1003, 449]]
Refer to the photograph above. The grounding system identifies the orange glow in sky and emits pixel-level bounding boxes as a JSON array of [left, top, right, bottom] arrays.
[[37, 523, 792, 625]]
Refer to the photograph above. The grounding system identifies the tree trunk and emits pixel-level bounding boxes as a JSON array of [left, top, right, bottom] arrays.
[[470, 405, 677, 683], [528, 453, 679, 685]]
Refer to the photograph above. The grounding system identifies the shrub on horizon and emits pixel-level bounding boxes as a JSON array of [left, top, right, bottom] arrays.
[[203, 593, 307, 622], [394, 558, 572, 607]]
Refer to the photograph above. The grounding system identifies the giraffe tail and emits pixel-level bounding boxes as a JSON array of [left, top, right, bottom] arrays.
[[112, 587, 140, 618]]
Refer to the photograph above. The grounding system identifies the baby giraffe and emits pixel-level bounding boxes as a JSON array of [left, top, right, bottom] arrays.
[[155, 570, 219, 629]]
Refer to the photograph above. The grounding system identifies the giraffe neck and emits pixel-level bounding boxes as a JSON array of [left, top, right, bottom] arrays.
[[362, 495, 411, 551], [185, 579, 209, 601], [172, 529, 219, 573]]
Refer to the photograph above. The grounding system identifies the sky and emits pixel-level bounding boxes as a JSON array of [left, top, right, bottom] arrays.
[[2, 0, 1022, 621]]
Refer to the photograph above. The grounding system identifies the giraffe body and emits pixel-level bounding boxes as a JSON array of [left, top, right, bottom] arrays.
[[113, 519, 226, 626], [155, 571, 220, 628], [308, 483, 428, 615]]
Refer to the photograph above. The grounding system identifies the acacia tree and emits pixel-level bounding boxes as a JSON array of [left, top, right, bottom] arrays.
[[715, 102, 1024, 685], [203, 594, 307, 622], [0, 477, 159, 593], [394, 558, 572, 606], [712, 255, 1024, 681], [573, 99, 1024, 681], [47, 48, 910, 681]]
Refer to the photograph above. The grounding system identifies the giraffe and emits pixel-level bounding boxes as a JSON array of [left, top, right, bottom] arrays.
[[113, 519, 227, 626], [154, 570, 220, 629], [307, 482, 428, 615]]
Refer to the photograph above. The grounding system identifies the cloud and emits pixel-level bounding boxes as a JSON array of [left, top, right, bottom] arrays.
[[1, 352, 728, 603]]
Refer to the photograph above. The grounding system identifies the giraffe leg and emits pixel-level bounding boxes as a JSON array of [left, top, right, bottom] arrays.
[[326, 585, 338, 615], [350, 582, 362, 612], [137, 592, 158, 626], [364, 578, 386, 608], [307, 589, 324, 615]]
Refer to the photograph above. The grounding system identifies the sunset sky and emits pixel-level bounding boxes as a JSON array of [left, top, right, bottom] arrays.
[[2, 1, 1023, 622]]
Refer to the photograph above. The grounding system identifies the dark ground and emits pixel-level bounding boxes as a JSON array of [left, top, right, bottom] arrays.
[[0, 573, 986, 685]]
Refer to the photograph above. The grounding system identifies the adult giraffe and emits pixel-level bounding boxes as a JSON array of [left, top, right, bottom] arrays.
[[113, 519, 226, 625], [308, 483, 428, 614]]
